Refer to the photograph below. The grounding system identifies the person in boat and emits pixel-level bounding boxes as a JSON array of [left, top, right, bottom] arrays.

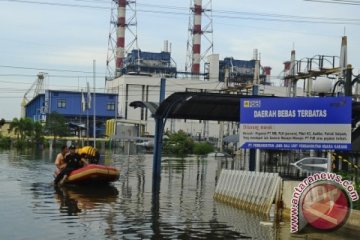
[[54, 145, 69, 176], [54, 145, 88, 186], [76, 145, 100, 164]]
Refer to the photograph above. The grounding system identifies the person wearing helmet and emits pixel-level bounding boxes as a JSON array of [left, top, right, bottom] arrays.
[[77, 146, 100, 164]]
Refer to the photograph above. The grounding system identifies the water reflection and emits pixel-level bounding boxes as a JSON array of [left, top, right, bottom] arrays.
[[216, 203, 276, 239], [2, 150, 359, 239], [54, 185, 119, 216]]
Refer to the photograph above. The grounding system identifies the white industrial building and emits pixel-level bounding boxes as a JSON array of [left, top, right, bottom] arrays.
[[105, 54, 304, 140]]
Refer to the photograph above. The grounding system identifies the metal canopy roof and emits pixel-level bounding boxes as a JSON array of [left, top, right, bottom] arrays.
[[153, 92, 272, 122], [130, 92, 360, 152], [130, 91, 360, 124]]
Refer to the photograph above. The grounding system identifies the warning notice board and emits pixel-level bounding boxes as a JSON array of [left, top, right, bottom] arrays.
[[239, 97, 352, 150]]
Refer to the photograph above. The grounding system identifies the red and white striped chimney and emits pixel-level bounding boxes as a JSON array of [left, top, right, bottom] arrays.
[[263, 66, 272, 83], [192, 0, 202, 74], [116, 0, 126, 72]]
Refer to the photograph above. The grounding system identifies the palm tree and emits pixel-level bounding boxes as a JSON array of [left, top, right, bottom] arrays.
[[21, 118, 34, 141], [9, 118, 21, 140], [0, 118, 5, 127], [10, 117, 39, 144], [32, 121, 44, 146]]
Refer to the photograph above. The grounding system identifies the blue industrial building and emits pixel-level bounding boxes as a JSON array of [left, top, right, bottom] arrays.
[[218, 57, 268, 84], [25, 90, 118, 137], [122, 49, 177, 77]]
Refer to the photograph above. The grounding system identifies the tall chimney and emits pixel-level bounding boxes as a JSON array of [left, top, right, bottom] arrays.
[[116, 0, 127, 75], [263, 66, 272, 84], [253, 49, 260, 85], [192, 0, 202, 75], [164, 40, 169, 52], [339, 36, 347, 78]]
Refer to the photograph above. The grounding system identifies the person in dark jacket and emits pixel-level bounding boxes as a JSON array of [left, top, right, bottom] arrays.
[[54, 145, 88, 186]]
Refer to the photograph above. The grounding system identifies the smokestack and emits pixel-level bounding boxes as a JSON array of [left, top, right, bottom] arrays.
[[192, 0, 202, 75], [253, 49, 260, 85], [339, 36, 347, 78], [263, 66, 272, 83], [283, 61, 291, 87], [290, 50, 296, 76], [252, 49, 258, 60], [287, 49, 296, 96], [116, 0, 127, 75], [164, 40, 169, 52]]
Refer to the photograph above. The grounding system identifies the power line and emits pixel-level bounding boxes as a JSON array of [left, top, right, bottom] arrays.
[[304, 0, 360, 5], [0, 0, 109, 9], [2, 0, 359, 25], [139, 2, 360, 23], [137, 9, 360, 25], [136, 3, 360, 25], [0, 64, 104, 74]]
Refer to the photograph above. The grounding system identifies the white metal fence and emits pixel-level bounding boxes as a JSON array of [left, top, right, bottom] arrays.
[[214, 170, 282, 215]]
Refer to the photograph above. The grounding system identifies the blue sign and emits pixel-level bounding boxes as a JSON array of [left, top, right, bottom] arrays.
[[239, 97, 352, 150]]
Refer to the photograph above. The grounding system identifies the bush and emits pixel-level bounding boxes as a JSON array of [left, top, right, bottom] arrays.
[[193, 142, 214, 155], [13, 139, 27, 149], [163, 130, 194, 157], [0, 135, 11, 149]]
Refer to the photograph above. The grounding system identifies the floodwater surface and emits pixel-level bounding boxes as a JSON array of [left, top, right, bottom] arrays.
[[0, 149, 357, 239]]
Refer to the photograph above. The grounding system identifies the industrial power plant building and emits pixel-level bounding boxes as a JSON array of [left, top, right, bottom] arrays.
[[105, 50, 302, 140]]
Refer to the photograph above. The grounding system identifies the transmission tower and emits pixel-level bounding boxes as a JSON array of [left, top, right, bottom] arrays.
[[185, 0, 213, 77], [106, 0, 138, 81]]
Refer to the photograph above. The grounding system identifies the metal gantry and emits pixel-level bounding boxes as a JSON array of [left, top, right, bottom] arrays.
[[106, 0, 138, 81], [185, 0, 213, 76]]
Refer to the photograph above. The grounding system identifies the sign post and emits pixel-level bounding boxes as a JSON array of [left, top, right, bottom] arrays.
[[239, 97, 352, 151]]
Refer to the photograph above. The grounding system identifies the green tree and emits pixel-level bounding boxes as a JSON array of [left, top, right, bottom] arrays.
[[193, 142, 214, 155], [0, 118, 5, 127], [22, 118, 34, 141], [0, 118, 7, 148], [9, 117, 35, 148], [44, 112, 69, 146], [163, 130, 194, 156], [32, 121, 44, 146], [9, 117, 21, 140], [0, 134, 11, 148]]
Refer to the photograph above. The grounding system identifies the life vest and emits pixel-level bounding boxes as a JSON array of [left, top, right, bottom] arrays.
[[76, 146, 99, 163]]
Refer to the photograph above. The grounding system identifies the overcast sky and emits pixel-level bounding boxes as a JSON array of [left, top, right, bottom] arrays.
[[0, 0, 359, 120]]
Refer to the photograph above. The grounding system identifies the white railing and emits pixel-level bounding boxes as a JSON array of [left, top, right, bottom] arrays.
[[214, 170, 282, 215]]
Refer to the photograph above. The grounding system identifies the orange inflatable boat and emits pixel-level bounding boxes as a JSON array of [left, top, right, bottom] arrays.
[[58, 164, 120, 184]]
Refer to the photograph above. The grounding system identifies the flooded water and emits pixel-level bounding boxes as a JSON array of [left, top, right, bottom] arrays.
[[0, 149, 358, 239]]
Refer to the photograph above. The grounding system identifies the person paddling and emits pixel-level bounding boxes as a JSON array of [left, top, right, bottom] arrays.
[[54, 145, 68, 176]]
